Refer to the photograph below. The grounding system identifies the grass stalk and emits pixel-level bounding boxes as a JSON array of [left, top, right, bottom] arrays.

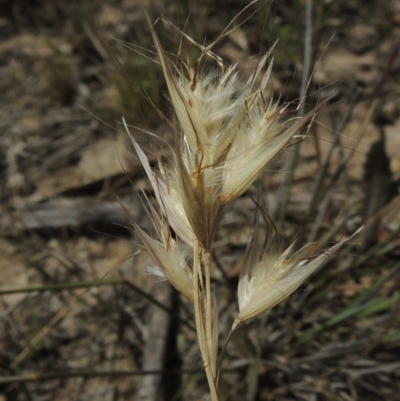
[[193, 240, 220, 400]]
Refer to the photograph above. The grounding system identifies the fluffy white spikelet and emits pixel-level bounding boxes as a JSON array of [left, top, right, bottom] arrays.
[[125, 123, 196, 247], [134, 220, 193, 301], [140, 20, 330, 249], [234, 221, 363, 330]]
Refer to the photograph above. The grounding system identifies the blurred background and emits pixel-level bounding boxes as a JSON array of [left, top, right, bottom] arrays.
[[0, 0, 400, 400]]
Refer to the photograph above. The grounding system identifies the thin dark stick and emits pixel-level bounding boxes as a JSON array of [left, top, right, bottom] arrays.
[[274, 0, 313, 223]]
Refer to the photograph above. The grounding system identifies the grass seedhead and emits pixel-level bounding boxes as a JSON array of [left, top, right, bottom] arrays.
[[234, 223, 363, 330], [124, 9, 363, 401]]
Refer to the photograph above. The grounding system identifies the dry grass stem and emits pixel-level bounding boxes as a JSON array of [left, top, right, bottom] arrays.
[[122, 13, 363, 400]]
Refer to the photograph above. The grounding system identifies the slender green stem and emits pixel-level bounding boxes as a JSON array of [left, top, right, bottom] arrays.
[[0, 368, 208, 384], [0, 279, 122, 295], [0, 278, 195, 331]]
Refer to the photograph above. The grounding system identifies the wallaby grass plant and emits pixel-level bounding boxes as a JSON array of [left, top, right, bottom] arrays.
[[0, 1, 400, 401], [3, 1, 400, 400], [122, 7, 362, 400]]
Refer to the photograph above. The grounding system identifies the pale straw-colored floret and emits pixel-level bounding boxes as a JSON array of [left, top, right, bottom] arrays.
[[137, 23, 330, 250], [125, 127, 196, 246], [128, 202, 193, 301], [234, 222, 363, 330]]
